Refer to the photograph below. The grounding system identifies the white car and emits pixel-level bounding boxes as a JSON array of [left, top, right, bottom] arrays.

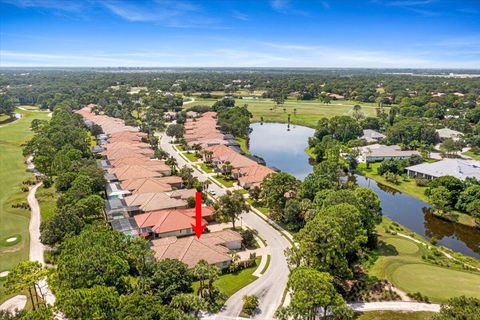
[[209, 189, 216, 195]]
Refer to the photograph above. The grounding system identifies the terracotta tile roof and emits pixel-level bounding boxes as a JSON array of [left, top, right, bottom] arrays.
[[103, 141, 151, 150], [109, 165, 166, 181], [134, 207, 214, 234], [110, 156, 162, 167], [120, 177, 172, 194], [125, 192, 187, 212], [103, 147, 154, 160], [206, 145, 258, 169], [151, 229, 240, 268], [154, 176, 184, 185], [238, 165, 275, 185], [167, 188, 197, 199]]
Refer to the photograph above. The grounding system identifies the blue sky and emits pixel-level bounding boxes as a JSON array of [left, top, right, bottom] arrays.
[[1, 0, 479, 68]]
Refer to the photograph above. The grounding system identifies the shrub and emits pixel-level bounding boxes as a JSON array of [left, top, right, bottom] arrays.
[[240, 229, 256, 248], [415, 178, 430, 186], [242, 295, 259, 316]]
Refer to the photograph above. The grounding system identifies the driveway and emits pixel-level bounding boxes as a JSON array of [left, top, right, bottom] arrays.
[[157, 131, 292, 319]]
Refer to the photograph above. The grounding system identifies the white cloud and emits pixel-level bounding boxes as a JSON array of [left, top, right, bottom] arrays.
[[2, 43, 479, 69]]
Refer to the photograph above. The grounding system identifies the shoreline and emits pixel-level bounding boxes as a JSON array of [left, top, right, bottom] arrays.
[[354, 164, 478, 229]]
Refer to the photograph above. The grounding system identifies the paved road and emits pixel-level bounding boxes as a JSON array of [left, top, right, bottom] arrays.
[[158, 132, 292, 319]]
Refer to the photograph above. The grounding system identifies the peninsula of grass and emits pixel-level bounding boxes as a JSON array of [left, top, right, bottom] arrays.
[[356, 162, 477, 228], [192, 257, 260, 298], [0, 107, 50, 303], [368, 219, 480, 303]]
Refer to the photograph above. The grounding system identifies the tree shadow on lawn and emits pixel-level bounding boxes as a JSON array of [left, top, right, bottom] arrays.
[[377, 240, 399, 257]]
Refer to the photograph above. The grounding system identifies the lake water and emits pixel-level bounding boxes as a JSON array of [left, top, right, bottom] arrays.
[[249, 122, 315, 180], [249, 122, 480, 258]]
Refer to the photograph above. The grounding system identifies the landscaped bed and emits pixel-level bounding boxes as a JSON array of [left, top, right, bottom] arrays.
[[192, 257, 260, 298]]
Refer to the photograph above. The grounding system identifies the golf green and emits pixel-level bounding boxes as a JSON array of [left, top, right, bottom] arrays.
[[386, 237, 419, 255], [391, 263, 480, 302]]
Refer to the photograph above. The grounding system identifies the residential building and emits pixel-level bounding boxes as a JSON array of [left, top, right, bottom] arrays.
[[406, 159, 480, 181], [125, 192, 188, 212], [436, 127, 463, 141], [150, 230, 242, 268], [360, 129, 386, 143], [134, 207, 215, 238], [358, 144, 420, 162]]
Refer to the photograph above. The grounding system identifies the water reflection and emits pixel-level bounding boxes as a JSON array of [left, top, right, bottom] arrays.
[[353, 174, 480, 258], [249, 122, 315, 180], [249, 122, 480, 258]]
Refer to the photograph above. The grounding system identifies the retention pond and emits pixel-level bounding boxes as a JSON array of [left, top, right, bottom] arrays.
[[249, 122, 480, 258]]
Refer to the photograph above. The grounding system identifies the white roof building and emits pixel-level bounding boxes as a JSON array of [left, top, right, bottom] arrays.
[[358, 144, 420, 162], [406, 159, 480, 181], [361, 129, 386, 142], [436, 128, 463, 141]]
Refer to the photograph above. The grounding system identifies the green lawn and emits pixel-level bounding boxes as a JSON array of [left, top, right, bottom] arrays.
[[244, 98, 381, 128], [213, 175, 235, 188], [235, 137, 250, 155], [175, 144, 186, 151], [36, 186, 58, 222], [356, 162, 477, 228], [260, 255, 271, 275], [464, 150, 480, 160], [305, 147, 315, 158], [369, 219, 480, 303], [185, 97, 382, 128], [0, 107, 50, 303], [199, 162, 215, 173], [192, 257, 260, 298], [183, 151, 201, 162], [357, 311, 434, 320]]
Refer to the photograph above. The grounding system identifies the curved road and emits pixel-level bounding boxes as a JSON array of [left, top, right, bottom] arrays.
[[158, 132, 292, 319]]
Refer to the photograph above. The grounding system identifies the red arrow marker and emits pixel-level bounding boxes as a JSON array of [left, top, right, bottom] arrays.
[[191, 191, 206, 238]]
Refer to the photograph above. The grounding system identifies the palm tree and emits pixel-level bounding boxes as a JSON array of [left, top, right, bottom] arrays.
[[165, 156, 178, 174], [193, 260, 220, 302], [221, 161, 233, 176], [201, 150, 214, 163], [202, 180, 211, 192]]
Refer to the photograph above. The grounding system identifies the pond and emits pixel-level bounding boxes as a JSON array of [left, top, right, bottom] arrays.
[[249, 122, 480, 258], [249, 122, 315, 180]]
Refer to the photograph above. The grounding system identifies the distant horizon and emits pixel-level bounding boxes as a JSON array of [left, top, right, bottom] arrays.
[[1, 0, 479, 68], [1, 66, 480, 71]]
